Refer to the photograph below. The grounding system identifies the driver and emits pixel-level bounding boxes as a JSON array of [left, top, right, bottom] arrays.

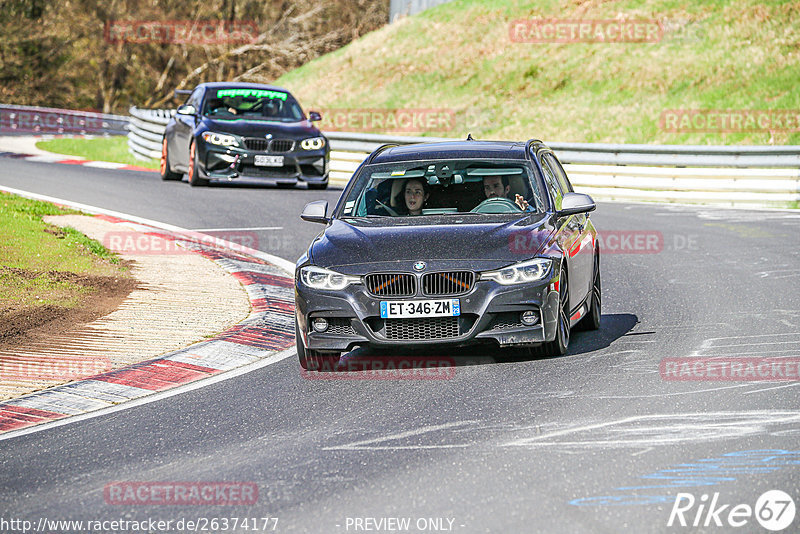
[[482, 175, 531, 210]]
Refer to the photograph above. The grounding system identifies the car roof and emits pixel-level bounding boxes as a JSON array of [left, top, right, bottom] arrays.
[[196, 81, 292, 94], [368, 140, 542, 164]]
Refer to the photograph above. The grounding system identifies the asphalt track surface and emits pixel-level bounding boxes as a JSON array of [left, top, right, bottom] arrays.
[[1, 157, 800, 533]]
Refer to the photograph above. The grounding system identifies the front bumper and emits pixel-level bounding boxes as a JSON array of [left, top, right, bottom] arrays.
[[197, 142, 329, 185], [295, 272, 561, 353]]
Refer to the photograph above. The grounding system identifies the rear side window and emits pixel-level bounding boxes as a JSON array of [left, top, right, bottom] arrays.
[[543, 153, 573, 194]]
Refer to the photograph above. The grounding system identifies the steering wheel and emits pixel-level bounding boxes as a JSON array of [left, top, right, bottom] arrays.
[[470, 197, 523, 214]]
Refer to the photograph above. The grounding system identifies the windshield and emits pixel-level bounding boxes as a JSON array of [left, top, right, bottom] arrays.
[[338, 158, 545, 219], [202, 88, 305, 122]]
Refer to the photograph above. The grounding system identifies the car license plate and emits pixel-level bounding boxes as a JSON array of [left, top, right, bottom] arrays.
[[254, 155, 284, 167], [380, 299, 460, 319]]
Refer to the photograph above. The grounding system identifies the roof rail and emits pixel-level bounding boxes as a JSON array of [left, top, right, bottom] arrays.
[[365, 143, 399, 164]]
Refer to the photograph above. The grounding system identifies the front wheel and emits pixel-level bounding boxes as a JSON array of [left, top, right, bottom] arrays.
[[578, 254, 601, 331], [187, 142, 209, 187], [160, 138, 182, 181], [542, 268, 570, 357]]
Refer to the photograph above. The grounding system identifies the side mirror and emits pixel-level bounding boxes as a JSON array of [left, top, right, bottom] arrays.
[[176, 104, 197, 116], [558, 192, 596, 216], [301, 200, 329, 224], [308, 111, 322, 122]]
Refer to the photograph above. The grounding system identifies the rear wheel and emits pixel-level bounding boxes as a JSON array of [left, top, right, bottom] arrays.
[[542, 268, 570, 357], [577, 254, 601, 331], [187, 141, 209, 187], [296, 320, 340, 371], [160, 138, 181, 181]]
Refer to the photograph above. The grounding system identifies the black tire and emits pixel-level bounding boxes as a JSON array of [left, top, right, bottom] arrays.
[[577, 253, 601, 331], [160, 138, 182, 181], [543, 267, 570, 357], [296, 320, 340, 371], [187, 141, 209, 187], [308, 182, 328, 190]]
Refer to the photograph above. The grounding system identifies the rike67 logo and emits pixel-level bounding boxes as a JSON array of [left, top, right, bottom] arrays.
[[668, 490, 796, 531]]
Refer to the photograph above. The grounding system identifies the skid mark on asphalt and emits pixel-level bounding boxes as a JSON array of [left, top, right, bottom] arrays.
[[323, 421, 478, 451], [503, 412, 800, 450], [689, 331, 800, 357], [321, 412, 800, 453]]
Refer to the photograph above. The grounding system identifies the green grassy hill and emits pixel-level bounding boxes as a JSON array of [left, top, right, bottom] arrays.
[[277, 0, 800, 145]]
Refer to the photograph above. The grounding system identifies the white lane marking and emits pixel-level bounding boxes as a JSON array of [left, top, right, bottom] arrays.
[[743, 382, 800, 395], [0, 185, 295, 274], [0, 347, 296, 442], [82, 161, 126, 169], [323, 421, 477, 451], [193, 226, 283, 232]]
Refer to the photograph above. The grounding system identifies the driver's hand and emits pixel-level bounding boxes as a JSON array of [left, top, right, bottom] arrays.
[[514, 194, 530, 210]]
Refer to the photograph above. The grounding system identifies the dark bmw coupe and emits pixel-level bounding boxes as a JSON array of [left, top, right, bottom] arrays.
[[295, 139, 601, 369], [160, 82, 329, 188]]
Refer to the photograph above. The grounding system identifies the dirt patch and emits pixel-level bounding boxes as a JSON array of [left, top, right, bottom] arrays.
[[0, 266, 138, 348]]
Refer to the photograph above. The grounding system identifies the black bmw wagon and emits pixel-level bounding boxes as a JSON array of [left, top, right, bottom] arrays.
[[295, 139, 600, 370], [160, 82, 329, 188]]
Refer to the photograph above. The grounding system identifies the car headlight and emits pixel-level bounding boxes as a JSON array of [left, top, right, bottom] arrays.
[[300, 266, 359, 290], [481, 258, 552, 285], [202, 132, 238, 147], [300, 137, 326, 150]]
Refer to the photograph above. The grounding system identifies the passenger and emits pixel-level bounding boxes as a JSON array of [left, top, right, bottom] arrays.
[[396, 178, 430, 216], [482, 175, 530, 210]]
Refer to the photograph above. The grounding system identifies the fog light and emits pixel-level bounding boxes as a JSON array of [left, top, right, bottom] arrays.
[[520, 311, 539, 326], [312, 317, 329, 332]]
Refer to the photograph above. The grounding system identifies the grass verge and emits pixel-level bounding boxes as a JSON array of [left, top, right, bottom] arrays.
[[0, 191, 130, 331], [35, 136, 160, 170], [276, 0, 799, 145]]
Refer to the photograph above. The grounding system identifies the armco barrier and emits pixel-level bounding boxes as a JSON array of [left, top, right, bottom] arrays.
[[127, 107, 800, 207]]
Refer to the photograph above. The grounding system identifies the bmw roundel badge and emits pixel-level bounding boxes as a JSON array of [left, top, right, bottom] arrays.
[[413, 261, 426, 271]]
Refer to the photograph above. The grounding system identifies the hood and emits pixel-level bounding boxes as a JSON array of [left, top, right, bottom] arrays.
[[201, 117, 321, 139], [309, 214, 555, 275]]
